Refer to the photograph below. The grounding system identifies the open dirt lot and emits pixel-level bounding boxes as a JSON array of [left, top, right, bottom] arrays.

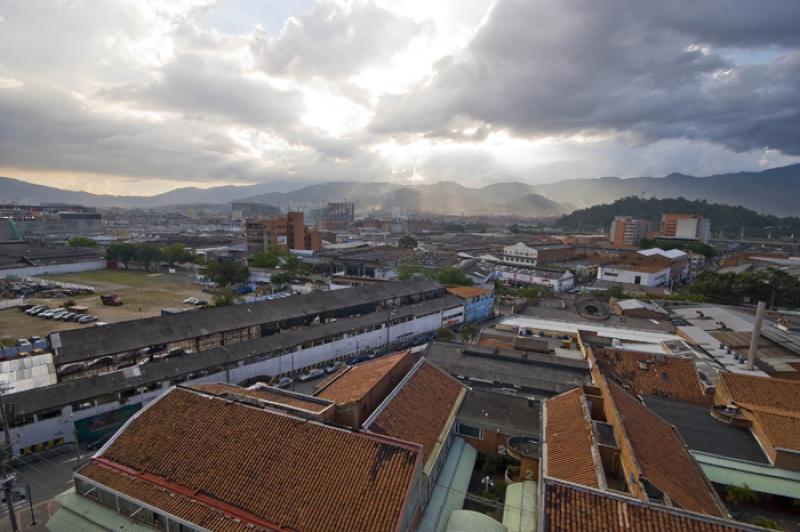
[[0, 269, 208, 340]]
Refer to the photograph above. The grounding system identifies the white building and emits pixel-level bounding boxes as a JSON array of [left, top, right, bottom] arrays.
[[496, 265, 575, 292], [597, 248, 689, 288]]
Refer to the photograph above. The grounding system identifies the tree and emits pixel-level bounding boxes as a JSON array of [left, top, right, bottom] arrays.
[[105, 243, 137, 267], [135, 243, 163, 272], [68, 236, 97, 248], [250, 248, 285, 269], [270, 272, 293, 287], [284, 253, 310, 276], [459, 324, 480, 343], [204, 260, 249, 287], [212, 288, 236, 307], [398, 234, 418, 249], [725, 484, 759, 507], [436, 267, 474, 286], [163, 243, 194, 265], [436, 327, 455, 341]]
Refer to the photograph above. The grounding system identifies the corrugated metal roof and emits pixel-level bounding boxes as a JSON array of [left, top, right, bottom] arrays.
[[48, 489, 153, 532], [503, 480, 537, 532], [693, 451, 800, 499], [447, 510, 507, 532], [418, 437, 478, 532]]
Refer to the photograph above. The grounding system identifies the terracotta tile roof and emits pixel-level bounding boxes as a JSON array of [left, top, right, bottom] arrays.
[[544, 388, 600, 488], [446, 286, 491, 299], [718, 372, 800, 412], [542, 479, 754, 532], [749, 409, 800, 451], [606, 381, 726, 517], [317, 351, 413, 404], [592, 347, 711, 405], [79, 462, 253, 532], [190, 382, 330, 413], [367, 361, 466, 465], [91, 387, 421, 532]]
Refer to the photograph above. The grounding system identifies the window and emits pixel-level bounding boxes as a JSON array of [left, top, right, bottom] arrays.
[[455, 423, 483, 439]]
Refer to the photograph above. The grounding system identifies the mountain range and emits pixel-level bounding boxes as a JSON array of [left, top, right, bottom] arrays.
[[1, 163, 799, 216]]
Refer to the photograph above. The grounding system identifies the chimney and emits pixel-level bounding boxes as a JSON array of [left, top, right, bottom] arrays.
[[746, 301, 767, 370]]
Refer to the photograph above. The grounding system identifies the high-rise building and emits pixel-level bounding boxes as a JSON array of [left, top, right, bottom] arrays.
[[245, 211, 321, 255], [311, 201, 355, 231], [609, 216, 650, 247], [660, 214, 710, 243]]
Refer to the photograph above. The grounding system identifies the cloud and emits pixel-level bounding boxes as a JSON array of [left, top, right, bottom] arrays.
[[371, 0, 800, 155], [252, 1, 423, 79]]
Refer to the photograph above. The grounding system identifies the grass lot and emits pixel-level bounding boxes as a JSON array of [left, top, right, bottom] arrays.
[[0, 269, 208, 341]]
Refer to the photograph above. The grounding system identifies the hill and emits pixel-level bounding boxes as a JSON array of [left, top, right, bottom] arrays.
[[536, 163, 800, 217], [556, 197, 800, 238]]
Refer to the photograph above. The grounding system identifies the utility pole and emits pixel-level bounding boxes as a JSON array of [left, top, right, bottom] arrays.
[[0, 394, 20, 532]]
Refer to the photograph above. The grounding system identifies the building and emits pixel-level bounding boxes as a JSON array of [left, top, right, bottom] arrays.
[[608, 298, 669, 319], [446, 285, 494, 322], [660, 213, 711, 243], [542, 379, 728, 517], [597, 248, 689, 287], [245, 211, 321, 255], [55, 385, 423, 531], [311, 201, 355, 231], [3, 281, 469, 456], [502, 242, 575, 267], [609, 216, 652, 247], [0, 203, 102, 236], [0, 240, 106, 277], [495, 264, 575, 292]]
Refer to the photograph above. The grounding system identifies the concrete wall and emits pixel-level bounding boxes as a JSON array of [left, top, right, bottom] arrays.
[[1, 260, 107, 278]]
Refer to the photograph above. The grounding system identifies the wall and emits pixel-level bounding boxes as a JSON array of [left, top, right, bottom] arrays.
[[1, 260, 107, 278]]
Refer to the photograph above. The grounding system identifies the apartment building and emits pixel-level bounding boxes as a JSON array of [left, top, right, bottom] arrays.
[[609, 216, 652, 247], [245, 211, 321, 255]]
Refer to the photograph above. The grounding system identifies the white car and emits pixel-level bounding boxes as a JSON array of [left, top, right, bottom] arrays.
[[40, 309, 61, 319], [49, 310, 69, 320], [183, 297, 200, 304], [275, 377, 293, 389], [78, 314, 97, 323], [298, 368, 325, 382], [26, 305, 48, 315], [325, 361, 344, 374]]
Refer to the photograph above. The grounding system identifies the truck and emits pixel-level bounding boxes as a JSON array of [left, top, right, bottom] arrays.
[[100, 294, 123, 306]]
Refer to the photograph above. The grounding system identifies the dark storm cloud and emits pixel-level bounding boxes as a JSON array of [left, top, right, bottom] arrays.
[[371, 0, 800, 154], [252, 1, 423, 79]]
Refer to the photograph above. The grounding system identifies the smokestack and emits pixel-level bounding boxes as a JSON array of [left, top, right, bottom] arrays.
[[746, 301, 767, 370]]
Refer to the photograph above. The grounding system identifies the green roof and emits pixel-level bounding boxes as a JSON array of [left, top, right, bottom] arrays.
[[503, 480, 537, 532], [693, 451, 800, 499], [47, 489, 153, 532]]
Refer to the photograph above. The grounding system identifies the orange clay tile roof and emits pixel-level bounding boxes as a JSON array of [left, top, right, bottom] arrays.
[[749, 409, 800, 452], [542, 479, 753, 532], [317, 351, 413, 404], [91, 387, 421, 532], [544, 388, 600, 488], [592, 347, 711, 405], [190, 382, 331, 413], [367, 361, 465, 464], [718, 372, 800, 412], [446, 286, 491, 299], [606, 381, 726, 517], [79, 462, 253, 532]]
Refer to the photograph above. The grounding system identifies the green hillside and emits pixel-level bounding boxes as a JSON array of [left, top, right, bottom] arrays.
[[556, 196, 800, 239]]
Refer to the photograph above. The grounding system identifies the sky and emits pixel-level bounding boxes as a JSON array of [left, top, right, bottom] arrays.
[[1, 0, 799, 195]]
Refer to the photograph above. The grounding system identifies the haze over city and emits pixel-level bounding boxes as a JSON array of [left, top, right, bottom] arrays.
[[2, 0, 800, 195]]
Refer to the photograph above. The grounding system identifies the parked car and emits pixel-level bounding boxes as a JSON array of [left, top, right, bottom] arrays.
[[183, 297, 200, 304], [38, 309, 58, 318], [325, 361, 344, 374], [78, 314, 98, 324], [145, 343, 167, 354], [59, 312, 76, 321], [15, 339, 32, 354], [29, 336, 48, 350], [25, 305, 48, 315], [47, 310, 69, 319], [346, 355, 370, 366], [298, 368, 325, 382], [193, 299, 208, 306], [100, 294, 123, 306], [275, 377, 293, 389]]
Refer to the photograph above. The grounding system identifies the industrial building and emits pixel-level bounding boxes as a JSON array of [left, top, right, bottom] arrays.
[[660, 213, 711, 243], [0, 203, 103, 236], [596, 248, 690, 287], [502, 242, 576, 267], [4, 281, 468, 455]]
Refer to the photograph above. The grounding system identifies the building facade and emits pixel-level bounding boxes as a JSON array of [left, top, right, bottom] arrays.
[[502, 242, 575, 267], [609, 216, 651, 247], [660, 213, 711, 243], [245, 211, 321, 255]]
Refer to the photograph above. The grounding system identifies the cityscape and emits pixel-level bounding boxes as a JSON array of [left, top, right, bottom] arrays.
[[1, 1, 800, 532]]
